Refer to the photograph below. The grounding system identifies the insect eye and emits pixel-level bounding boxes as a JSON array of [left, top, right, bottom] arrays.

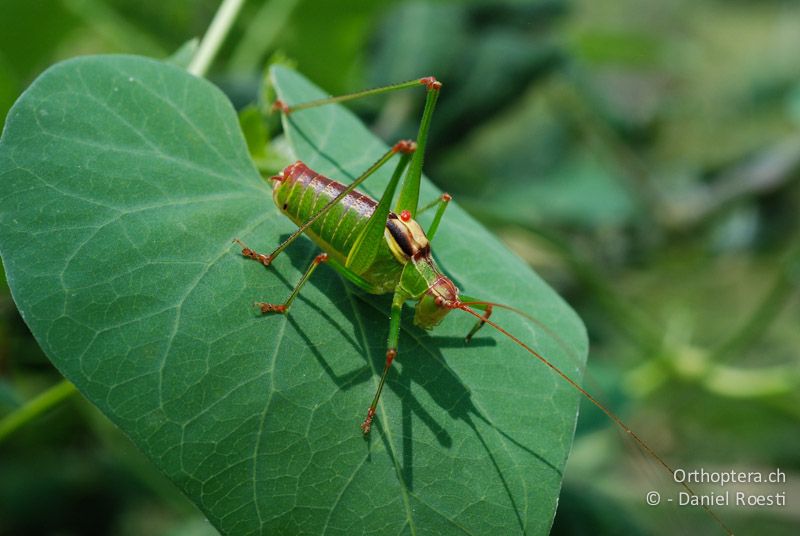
[[434, 296, 444, 307], [400, 210, 411, 222]]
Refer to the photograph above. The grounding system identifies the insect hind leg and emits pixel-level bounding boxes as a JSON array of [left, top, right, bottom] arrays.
[[242, 249, 329, 314], [271, 77, 440, 116]]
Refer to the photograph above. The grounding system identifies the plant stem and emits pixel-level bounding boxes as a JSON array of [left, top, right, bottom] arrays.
[[0, 379, 78, 443], [229, 0, 301, 72], [710, 242, 800, 363], [188, 0, 246, 77]]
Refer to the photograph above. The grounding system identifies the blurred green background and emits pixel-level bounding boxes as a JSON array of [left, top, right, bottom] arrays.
[[1, 0, 798, 534]]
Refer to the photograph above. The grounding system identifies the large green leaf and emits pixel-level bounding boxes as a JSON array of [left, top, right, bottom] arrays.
[[0, 55, 587, 535]]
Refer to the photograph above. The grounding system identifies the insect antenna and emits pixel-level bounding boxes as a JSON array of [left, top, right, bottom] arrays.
[[458, 300, 539, 319], [455, 300, 533, 344], [455, 303, 735, 536]]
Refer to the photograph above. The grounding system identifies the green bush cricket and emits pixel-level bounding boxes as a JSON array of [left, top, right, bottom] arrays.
[[234, 75, 733, 534]]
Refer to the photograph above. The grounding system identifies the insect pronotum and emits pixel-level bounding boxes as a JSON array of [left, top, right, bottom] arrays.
[[234, 75, 734, 535]]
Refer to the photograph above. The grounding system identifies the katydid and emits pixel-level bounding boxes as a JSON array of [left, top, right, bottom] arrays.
[[235, 76, 733, 535]]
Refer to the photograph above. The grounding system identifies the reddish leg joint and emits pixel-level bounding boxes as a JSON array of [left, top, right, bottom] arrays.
[[233, 239, 272, 267], [271, 99, 290, 114], [257, 302, 286, 314], [392, 140, 417, 154], [465, 305, 493, 343], [385, 348, 397, 367], [361, 408, 376, 435], [442, 193, 452, 202], [314, 253, 329, 264], [360, 348, 397, 435], [419, 76, 442, 91]]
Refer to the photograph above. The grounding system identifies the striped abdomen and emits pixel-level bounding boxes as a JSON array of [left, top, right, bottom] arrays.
[[272, 162, 378, 264]]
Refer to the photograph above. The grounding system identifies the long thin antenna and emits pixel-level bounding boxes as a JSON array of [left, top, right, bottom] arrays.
[[457, 304, 735, 536]]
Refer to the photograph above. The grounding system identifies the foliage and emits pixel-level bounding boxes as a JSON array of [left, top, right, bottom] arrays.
[[0, 52, 585, 534], [1, 0, 799, 535]]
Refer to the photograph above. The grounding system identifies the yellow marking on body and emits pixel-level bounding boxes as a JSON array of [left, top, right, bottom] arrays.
[[385, 228, 410, 264]]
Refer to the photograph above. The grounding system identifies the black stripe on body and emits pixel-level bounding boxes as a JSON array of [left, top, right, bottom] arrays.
[[386, 214, 415, 257]]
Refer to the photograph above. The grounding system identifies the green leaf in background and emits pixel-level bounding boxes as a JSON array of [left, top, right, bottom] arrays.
[[0, 55, 586, 534]]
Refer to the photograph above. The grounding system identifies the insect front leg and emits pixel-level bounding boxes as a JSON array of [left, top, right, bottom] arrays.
[[458, 295, 493, 342], [361, 291, 406, 435], [416, 193, 452, 241]]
